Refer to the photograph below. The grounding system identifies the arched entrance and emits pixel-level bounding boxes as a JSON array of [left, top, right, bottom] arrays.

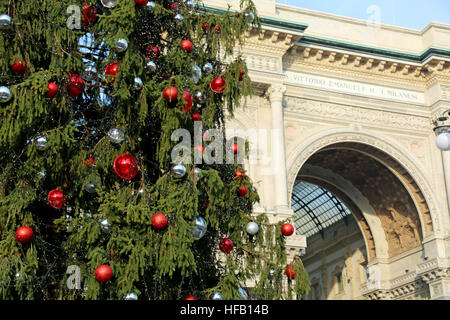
[[290, 136, 435, 299]]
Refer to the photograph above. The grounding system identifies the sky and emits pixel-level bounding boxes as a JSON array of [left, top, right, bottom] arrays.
[[278, 0, 450, 30]]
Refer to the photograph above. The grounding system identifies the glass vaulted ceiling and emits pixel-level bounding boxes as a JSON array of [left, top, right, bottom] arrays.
[[292, 181, 352, 238]]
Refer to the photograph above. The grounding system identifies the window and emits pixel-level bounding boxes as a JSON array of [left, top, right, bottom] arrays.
[[336, 272, 344, 293], [312, 283, 321, 300]]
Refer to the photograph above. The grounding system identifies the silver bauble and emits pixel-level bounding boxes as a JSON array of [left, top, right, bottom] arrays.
[[39, 170, 46, 180], [35, 136, 47, 150], [194, 167, 201, 176], [100, 218, 110, 230], [115, 38, 128, 52], [246, 222, 259, 235], [107, 128, 125, 144], [82, 65, 97, 82], [238, 287, 249, 300], [0, 14, 12, 27], [84, 182, 97, 193], [192, 65, 202, 84], [15, 272, 20, 278], [172, 164, 186, 177], [133, 77, 143, 90], [203, 62, 213, 73], [146, 1, 156, 11], [100, 0, 118, 8], [245, 12, 255, 22], [269, 269, 275, 279], [0, 86, 11, 102], [211, 292, 222, 300], [186, 0, 196, 9], [194, 90, 202, 102], [146, 61, 157, 72], [192, 216, 207, 240], [124, 293, 138, 300], [138, 188, 144, 195], [174, 14, 184, 25]]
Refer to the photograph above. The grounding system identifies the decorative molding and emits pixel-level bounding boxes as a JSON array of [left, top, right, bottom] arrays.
[[266, 84, 286, 102]]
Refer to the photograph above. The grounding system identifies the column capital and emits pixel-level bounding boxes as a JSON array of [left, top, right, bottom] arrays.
[[266, 84, 286, 102]]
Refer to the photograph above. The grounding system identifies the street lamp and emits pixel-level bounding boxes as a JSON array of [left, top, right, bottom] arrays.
[[433, 109, 450, 151]]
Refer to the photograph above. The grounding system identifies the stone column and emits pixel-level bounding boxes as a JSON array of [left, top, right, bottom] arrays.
[[267, 84, 291, 215]]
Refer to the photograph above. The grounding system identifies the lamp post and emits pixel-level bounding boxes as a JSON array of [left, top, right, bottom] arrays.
[[433, 109, 450, 151]]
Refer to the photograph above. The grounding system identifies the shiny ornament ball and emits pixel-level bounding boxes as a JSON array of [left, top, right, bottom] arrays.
[[16, 226, 34, 244], [105, 62, 118, 83], [181, 40, 193, 53], [108, 128, 125, 144], [101, 0, 118, 8], [202, 62, 213, 73], [238, 288, 248, 300], [12, 60, 27, 74], [184, 295, 197, 300], [281, 223, 295, 236], [114, 38, 128, 52], [125, 293, 138, 300], [38, 170, 46, 180], [135, 0, 148, 7], [163, 86, 178, 103], [100, 218, 110, 230], [46, 82, 58, 98], [215, 24, 221, 32], [0, 86, 11, 102], [246, 222, 259, 235], [67, 73, 84, 97], [192, 216, 207, 240], [82, 65, 97, 82], [194, 145, 204, 153], [35, 136, 47, 150], [133, 77, 143, 89], [235, 169, 245, 179], [95, 265, 113, 282], [151, 213, 168, 230], [245, 12, 255, 22], [186, 0, 196, 9], [192, 65, 202, 84], [285, 265, 296, 280], [219, 237, 234, 254], [145, 61, 157, 72], [85, 157, 95, 167], [48, 188, 66, 209], [174, 14, 184, 25], [211, 292, 222, 300], [194, 167, 201, 176], [81, 4, 97, 26], [0, 14, 12, 27], [84, 182, 97, 194], [269, 269, 275, 279], [179, 91, 193, 112], [172, 164, 186, 177], [146, 1, 156, 11], [114, 153, 139, 180], [202, 22, 208, 32], [194, 90, 202, 101], [436, 132, 450, 151], [192, 112, 201, 121], [210, 77, 226, 93], [237, 185, 248, 197], [146, 45, 160, 60]]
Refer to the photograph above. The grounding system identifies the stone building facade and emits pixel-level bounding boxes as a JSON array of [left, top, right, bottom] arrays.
[[204, 0, 450, 299]]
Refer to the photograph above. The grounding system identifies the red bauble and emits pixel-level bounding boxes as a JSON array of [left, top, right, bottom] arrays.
[[46, 82, 58, 98], [105, 62, 118, 84], [192, 112, 201, 121], [95, 265, 113, 283], [85, 157, 95, 167], [202, 22, 208, 31], [219, 237, 234, 254], [231, 143, 239, 154], [151, 213, 168, 230], [81, 4, 97, 26], [203, 202, 209, 208], [237, 185, 248, 197], [215, 24, 221, 32], [114, 153, 139, 180], [179, 91, 193, 112], [194, 145, 205, 153], [185, 295, 197, 300], [67, 73, 84, 97], [163, 86, 178, 104], [135, 0, 149, 6], [239, 69, 244, 81], [48, 188, 66, 209], [210, 77, 226, 93], [285, 265, 296, 280], [281, 223, 295, 236], [181, 40, 193, 53], [15, 226, 34, 244], [146, 45, 161, 60], [235, 169, 246, 179], [12, 60, 27, 74]]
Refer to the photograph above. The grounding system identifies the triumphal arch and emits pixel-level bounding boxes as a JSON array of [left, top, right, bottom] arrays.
[[205, 0, 450, 299]]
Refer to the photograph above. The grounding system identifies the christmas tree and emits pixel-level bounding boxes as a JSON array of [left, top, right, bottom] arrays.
[[0, 0, 309, 300]]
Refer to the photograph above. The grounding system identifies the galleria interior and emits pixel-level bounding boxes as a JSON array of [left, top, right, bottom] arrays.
[[205, 0, 450, 299]]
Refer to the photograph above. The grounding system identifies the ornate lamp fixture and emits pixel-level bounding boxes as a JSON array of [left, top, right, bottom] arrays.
[[432, 109, 450, 151]]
